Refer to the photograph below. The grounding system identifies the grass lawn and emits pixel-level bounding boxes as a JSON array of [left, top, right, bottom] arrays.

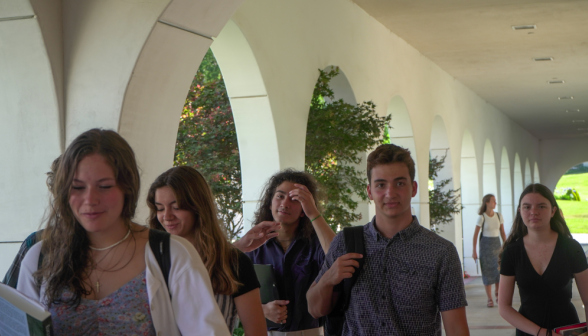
[[556, 172, 588, 233]]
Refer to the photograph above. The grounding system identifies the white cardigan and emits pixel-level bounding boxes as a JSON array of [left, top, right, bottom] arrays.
[[17, 235, 230, 336]]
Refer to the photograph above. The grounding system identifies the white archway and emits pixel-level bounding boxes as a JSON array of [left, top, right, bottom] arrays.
[[319, 66, 368, 226], [209, 20, 280, 231], [385, 96, 420, 222], [514, 154, 524, 206], [525, 158, 533, 187], [534, 162, 541, 183], [483, 140, 498, 198], [430, 116, 457, 245], [500, 147, 514, 234], [461, 130, 480, 275]]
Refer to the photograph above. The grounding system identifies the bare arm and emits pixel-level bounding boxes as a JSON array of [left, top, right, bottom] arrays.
[[499, 224, 507, 244], [574, 269, 588, 324], [306, 253, 362, 318], [441, 307, 469, 336], [234, 289, 267, 336], [233, 221, 280, 253], [472, 226, 481, 260], [310, 215, 336, 254], [290, 184, 335, 253], [498, 275, 557, 336]]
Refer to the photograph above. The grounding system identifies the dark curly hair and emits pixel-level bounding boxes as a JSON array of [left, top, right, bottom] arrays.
[[253, 169, 322, 239]]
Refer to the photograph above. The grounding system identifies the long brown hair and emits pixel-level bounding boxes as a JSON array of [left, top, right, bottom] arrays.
[[146, 166, 240, 295], [253, 169, 321, 239], [478, 194, 495, 215], [501, 184, 571, 255], [38, 129, 141, 307]]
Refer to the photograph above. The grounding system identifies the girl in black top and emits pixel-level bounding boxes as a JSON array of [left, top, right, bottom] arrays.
[[498, 184, 588, 336]]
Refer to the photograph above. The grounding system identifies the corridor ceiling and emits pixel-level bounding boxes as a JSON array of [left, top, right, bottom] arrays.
[[352, 0, 588, 140]]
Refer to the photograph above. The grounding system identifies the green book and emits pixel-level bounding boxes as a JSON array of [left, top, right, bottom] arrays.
[[253, 264, 284, 328], [0, 283, 53, 336]]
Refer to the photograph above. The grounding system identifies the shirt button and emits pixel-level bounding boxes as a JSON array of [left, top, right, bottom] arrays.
[[383, 268, 387, 273], [381, 295, 385, 300], [381, 322, 386, 327]]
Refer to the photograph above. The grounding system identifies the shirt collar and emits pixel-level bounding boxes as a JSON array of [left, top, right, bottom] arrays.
[[366, 216, 421, 242]]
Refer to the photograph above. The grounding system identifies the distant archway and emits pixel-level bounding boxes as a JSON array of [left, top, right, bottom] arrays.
[[514, 154, 524, 205], [430, 116, 457, 245], [461, 130, 480, 275], [500, 148, 514, 234], [534, 162, 541, 183], [483, 140, 498, 198], [385, 96, 420, 222], [525, 159, 532, 187]]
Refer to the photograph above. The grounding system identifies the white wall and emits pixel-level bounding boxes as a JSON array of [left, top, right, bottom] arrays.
[[0, 0, 243, 277], [1, 0, 575, 280]]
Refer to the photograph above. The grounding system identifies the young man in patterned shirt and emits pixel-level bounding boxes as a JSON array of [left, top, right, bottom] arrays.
[[307, 144, 470, 335]]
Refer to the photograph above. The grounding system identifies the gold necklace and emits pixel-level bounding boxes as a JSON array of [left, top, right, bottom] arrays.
[[93, 233, 135, 294]]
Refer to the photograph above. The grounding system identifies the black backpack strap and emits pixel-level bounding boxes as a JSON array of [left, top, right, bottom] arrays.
[[342, 226, 365, 309], [149, 229, 172, 297], [496, 212, 501, 223]]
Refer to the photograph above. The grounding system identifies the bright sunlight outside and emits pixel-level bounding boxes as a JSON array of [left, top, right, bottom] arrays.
[[555, 162, 588, 233]]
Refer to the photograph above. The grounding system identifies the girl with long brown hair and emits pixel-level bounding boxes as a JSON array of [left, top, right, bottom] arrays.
[[147, 166, 266, 335], [472, 194, 506, 307], [498, 184, 588, 336], [16, 129, 229, 336]]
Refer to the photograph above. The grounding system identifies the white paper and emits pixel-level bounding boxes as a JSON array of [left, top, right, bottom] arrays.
[[0, 295, 29, 336]]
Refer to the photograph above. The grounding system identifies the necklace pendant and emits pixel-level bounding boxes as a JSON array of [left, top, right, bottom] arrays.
[[96, 281, 100, 293]]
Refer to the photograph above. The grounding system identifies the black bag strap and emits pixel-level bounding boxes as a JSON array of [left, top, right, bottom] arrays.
[[342, 226, 365, 309], [149, 229, 172, 298]]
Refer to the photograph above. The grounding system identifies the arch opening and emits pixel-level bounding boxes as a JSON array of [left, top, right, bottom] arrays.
[[500, 147, 514, 234], [385, 96, 420, 222], [555, 162, 588, 233], [514, 154, 524, 206], [429, 115, 459, 251], [461, 130, 480, 275]]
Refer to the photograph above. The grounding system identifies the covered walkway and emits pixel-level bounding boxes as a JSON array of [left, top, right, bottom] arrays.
[[454, 277, 585, 335]]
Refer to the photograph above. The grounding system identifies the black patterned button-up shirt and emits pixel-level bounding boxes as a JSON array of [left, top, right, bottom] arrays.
[[315, 216, 467, 335]]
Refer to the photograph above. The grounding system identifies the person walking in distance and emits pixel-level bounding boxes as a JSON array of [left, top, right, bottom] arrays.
[[472, 194, 506, 307]]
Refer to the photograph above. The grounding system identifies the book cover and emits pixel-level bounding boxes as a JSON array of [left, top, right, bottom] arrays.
[[253, 264, 286, 329], [0, 283, 53, 336], [554, 322, 587, 336]]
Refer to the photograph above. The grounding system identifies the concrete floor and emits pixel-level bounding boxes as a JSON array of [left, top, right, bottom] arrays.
[[447, 277, 586, 335]]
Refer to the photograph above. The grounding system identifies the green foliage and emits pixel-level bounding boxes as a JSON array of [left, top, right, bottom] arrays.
[[174, 49, 243, 241], [555, 188, 581, 201], [305, 67, 391, 231], [428, 153, 463, 233], [232, 322, 244, 336]]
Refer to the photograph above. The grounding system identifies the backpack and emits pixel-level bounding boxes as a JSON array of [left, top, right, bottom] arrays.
[[324, 226, 365, 336], [38, 229, 172, 296], [479, 212, 501, 241]]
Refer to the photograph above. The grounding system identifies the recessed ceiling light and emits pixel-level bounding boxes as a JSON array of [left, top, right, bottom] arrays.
[[512, 25, 537, 30], [572, 120, 585, 123], [548, 80, 565, 84], [559, 96, 574, 100], [566, 109, 581, 113], [534, 57, 554, 61]]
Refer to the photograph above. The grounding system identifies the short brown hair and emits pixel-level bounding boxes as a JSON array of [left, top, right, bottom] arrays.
[[367, 144, 415, 183]]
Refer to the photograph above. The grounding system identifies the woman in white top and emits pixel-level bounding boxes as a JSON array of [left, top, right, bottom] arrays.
[[17, 129, 229, 336], [472, 194, 507, 308]]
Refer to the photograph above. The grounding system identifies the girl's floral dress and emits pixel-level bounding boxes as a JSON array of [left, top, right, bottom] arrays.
[[49, 271, 156, 336]]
